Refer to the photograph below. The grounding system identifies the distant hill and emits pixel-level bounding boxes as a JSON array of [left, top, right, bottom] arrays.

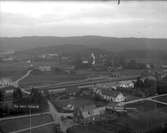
[[12, 44, 115, 62], [0, 36, 167, 51]]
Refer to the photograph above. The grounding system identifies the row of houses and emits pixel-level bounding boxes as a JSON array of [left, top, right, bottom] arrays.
[[0, 78, 17, 88], [95, 80, 134, 90], [92, 87, 126, 102]]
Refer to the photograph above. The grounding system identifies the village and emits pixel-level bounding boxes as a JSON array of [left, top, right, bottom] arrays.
[[1, 47, 167, 133]]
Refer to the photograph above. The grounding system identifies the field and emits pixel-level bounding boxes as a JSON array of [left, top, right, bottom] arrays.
[[0, 114, 54, 133], [0, 59, 142, 88], [0, 61, 28, 81], [125, 100, 167, 112], [154, 95, 167, 103], [21, 124, 56, 133], [19, 71, 87, 88]]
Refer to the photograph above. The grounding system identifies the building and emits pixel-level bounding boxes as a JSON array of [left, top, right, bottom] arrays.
[[0, 78, 16, 88], [74, 104, 105, 123], [61, 65, 75, 74], [119, 80, 135, 88], [113, 93, 126, 102], [48, 88, 66, 94], [38, 66, 52, 72], [92, 87, 126, 102]]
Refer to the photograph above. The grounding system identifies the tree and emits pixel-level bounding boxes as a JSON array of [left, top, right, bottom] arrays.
[[0, 90, 5, 103], [30, 88, 42, 104], [13, 87, 23, 104], [143, 78, 157, 96], [134, 77, 144, 88], [30, 88, 48, 111]]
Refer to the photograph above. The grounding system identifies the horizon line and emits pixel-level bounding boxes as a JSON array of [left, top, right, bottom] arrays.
[[0, 35, 167, 39]]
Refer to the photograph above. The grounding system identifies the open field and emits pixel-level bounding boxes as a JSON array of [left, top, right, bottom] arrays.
[[19, 72, 87, 88], [125, 100, 167, 112], [0, 59, 142, 88], [0, 114, 53, 133], [21, 124, 56, 133], [0, 62, 28, 81], [153, 95, 167, 103]]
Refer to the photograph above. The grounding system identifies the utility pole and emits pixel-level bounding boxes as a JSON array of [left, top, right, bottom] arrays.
[[29, 108, 31, 133]]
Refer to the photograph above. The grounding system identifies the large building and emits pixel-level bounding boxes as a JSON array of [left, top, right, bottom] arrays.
[[73, 104, 105, 123]]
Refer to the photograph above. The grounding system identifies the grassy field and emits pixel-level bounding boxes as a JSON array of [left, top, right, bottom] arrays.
[[21, 124, 57, 133], [0, 61, 30, 81], [0, 114, 53, 133], [125, 100, 166, 112], [0, 59, 142, 89], [19, 72, 87, 88]]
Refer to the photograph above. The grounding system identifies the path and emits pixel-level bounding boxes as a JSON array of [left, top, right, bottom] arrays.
[[14, 70, 32, 85], [13, 70, 32, 94]]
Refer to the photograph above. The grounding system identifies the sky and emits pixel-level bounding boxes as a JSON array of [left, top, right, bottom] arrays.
[[0, 1, 167, 38]]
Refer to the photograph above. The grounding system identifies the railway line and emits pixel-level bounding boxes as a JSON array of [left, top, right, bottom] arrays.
[[31, 75, 138, 91]]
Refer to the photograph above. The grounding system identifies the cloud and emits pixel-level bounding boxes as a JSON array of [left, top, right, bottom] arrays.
[[0, 1, 167, 38]]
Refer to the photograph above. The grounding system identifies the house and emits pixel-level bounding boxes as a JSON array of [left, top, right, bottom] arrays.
[[119, 80, 135, 88], [62, 65, 75, 74], [66, 87, 80, 96], [0, 78, 15, 88], [92, 87, 126, 102], [74, 104, 105, 122], [2, 57, 14, 61], [113, 93, 126, 102], [38, 66, 51, 72], [82, 60, 89, 64], [48, 88, 66, 94], [0, 86, 15, 94]]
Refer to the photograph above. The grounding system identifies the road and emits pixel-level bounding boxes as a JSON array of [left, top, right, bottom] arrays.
[[0, 112, 50, 121], [149, 99, 167, 106], [13, 70, 32, 94], [119, 93, 167, 106], [48, 100, 74, 133], [14, 70, 32, 85]]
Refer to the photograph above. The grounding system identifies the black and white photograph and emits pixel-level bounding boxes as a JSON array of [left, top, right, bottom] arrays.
[[0, 0, 167, 133]]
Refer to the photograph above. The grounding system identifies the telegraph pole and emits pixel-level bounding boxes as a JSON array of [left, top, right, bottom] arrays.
[[29, 108, 31, 133]]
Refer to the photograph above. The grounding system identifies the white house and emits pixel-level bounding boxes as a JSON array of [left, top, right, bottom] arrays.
[[114, 93, 126, 103], [38, 66, 51, 72]]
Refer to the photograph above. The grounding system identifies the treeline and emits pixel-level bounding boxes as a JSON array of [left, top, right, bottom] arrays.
[[118, 77, 157, 98], [0, 87, 48, 117]]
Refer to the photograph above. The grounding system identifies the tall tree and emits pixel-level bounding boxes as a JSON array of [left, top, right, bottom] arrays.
[[0, 90, 5, 103]]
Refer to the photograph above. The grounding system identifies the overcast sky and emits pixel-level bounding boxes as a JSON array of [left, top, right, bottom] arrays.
[[0, 1, 167, 38]]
